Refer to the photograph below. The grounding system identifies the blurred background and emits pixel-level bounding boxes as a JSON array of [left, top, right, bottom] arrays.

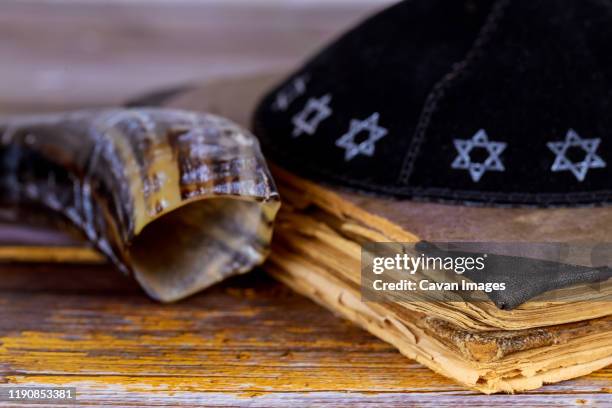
[[0, 0, 394, 114]]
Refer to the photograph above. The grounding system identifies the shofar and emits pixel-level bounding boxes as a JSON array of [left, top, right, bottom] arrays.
[[129, 73, 612, 393], [0, 109, 280, 302]]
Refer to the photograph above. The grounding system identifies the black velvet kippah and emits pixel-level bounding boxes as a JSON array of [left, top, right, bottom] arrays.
[[253, 0, 612, 207]]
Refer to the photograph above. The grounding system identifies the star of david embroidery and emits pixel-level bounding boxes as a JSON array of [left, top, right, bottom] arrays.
[[335, 112, 388, 161], [547, 129, 606, 182], [291, 94, 332, 137], [451, 129, 507, 182], [272, 74, 309, 112]]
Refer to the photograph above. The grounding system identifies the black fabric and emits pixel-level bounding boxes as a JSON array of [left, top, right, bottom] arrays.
[[253, 0, 612, 206], [416, 241, 612, 310]]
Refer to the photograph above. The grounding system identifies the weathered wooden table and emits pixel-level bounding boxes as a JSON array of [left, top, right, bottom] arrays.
[[0, 1, 610, 406], [1, 262, 610, 406]]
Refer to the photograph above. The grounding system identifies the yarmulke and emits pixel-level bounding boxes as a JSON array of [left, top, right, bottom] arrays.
[[253, 0, 612, 206]]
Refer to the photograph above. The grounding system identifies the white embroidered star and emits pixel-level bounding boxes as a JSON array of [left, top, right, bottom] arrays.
[[335, 112, 388, 161], [291, 94, 332, 137], [451, 129, 507, 182], [272, 74, 309, 112], [547, 129, 606, 182]]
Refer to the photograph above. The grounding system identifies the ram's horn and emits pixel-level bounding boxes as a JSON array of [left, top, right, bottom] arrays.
[[0, 108, 280, 301]]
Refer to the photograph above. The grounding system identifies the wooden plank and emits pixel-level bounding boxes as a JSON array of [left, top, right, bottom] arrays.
[[0, 247, 103, 263], [0, 0, 393, 114], [0, 263, 610, 406]]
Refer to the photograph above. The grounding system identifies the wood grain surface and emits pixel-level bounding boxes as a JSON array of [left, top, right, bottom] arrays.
[[0, 0, 610, 405], [0, 0, 392, 114], [1, 262, 611, 406]]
